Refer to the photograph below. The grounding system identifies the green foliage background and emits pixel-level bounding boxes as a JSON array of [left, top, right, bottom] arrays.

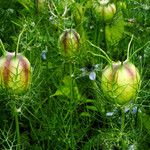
[[0, 0, 150, 149]]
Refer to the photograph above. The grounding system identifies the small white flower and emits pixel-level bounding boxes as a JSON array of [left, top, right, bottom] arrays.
[[128, 144, 136, 150], [78, 64, 101, 80], [106, 112, 114, 117], [41, 51, 47, 60], [41, 46, 48, 60], [89, 72, 96, 80], [132, 106, 138, 114]]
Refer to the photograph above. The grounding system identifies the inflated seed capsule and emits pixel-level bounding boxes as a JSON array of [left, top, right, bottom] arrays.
[[0, 52, 31, 94], [101, 61, 141, 105], [94, 2, 116, 22], [59, 29, 80, 56]]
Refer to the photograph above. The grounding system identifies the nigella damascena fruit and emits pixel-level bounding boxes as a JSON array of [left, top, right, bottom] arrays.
[[0, 52, 31, 94], [59, 29, 80, 56], [94, 1, 116, 22], [101, 61, 141, 105]]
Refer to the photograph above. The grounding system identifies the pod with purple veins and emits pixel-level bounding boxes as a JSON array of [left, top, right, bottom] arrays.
[[101, 61, 141, 105], [59, 29, 80, 56], [94, 2, 116, 22], [0, 52, 31, 94]]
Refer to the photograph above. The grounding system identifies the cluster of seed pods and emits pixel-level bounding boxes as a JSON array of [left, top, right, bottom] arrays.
[[59, 27, 141, 105]]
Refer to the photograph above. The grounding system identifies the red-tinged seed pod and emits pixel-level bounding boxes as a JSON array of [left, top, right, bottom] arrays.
[[59, 29, 80, 56], [101, 61, 141, 105], [94, 1, 116, 22], [0, 52, 31, 94]]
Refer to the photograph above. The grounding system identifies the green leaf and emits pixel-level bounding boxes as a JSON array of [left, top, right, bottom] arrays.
[[51, 76, 80, 99], [105, 11, 125, 46]]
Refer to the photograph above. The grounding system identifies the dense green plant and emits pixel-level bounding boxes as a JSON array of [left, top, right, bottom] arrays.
[[0, 0, 150, 149]]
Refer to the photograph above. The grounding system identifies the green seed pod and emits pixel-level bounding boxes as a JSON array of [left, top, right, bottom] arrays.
[[36, 0, 47, 13], [0, 52, 31, 94], [59, 29, 80, 56], [101, 61, 141, 105], [118, 1, 127, 10], [94, 1, 116, 22], [73, 3, 85, 24]]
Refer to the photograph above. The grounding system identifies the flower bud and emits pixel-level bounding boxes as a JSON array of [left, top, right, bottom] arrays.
[[0, 52, 31, 94], [59, 29, 80, 56], [101, 61, 141, 105], [94, 2, 116, 22]]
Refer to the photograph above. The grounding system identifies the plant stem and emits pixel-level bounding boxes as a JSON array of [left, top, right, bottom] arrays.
[[95, 20, 101, 46], [121, 107, 126, 150], [130, 41, 150, 60], [69, 62, 74, 100], [69, 62, 74, 148], [87, 40, 112, 64], [16, 26, 26, 57], [0, 39, 6, 55], [14, 106, 21, 150], [127, 34, 133, 61], [87, 51, 112, 66], [121, 107, 125, 132]]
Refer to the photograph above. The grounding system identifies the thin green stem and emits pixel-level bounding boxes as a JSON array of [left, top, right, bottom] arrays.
[[0, 39, 6, 55], [14, 106, 21, 150], [121, 107, 125, 132], [129, 41, 150, 60], [16, 26, 26, 57], [121, 107, 126, 150], [95, 19, 102, 46], [87, 40, 112, 65], [127, 34, 134, 61], [69, 62, 74, 148], [69, 62, 74, 100], [87, 51, 112, 66]]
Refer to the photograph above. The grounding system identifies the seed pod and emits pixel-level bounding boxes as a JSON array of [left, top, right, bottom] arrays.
[[73, 3, 85, 24], [94, 2, 116, 22], [0, 52, 31, 94], [59, 29, 80, 56], [118, 1, 127, 10], [34, 0, 47, 13], [101, 61, 141, 105]]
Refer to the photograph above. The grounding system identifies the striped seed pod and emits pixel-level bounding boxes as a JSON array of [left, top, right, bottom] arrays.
[[0, 52, 31, 94], [59, 29, 80, 56], [101, 61, 141, 105], [94, 2, 116, 22]]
